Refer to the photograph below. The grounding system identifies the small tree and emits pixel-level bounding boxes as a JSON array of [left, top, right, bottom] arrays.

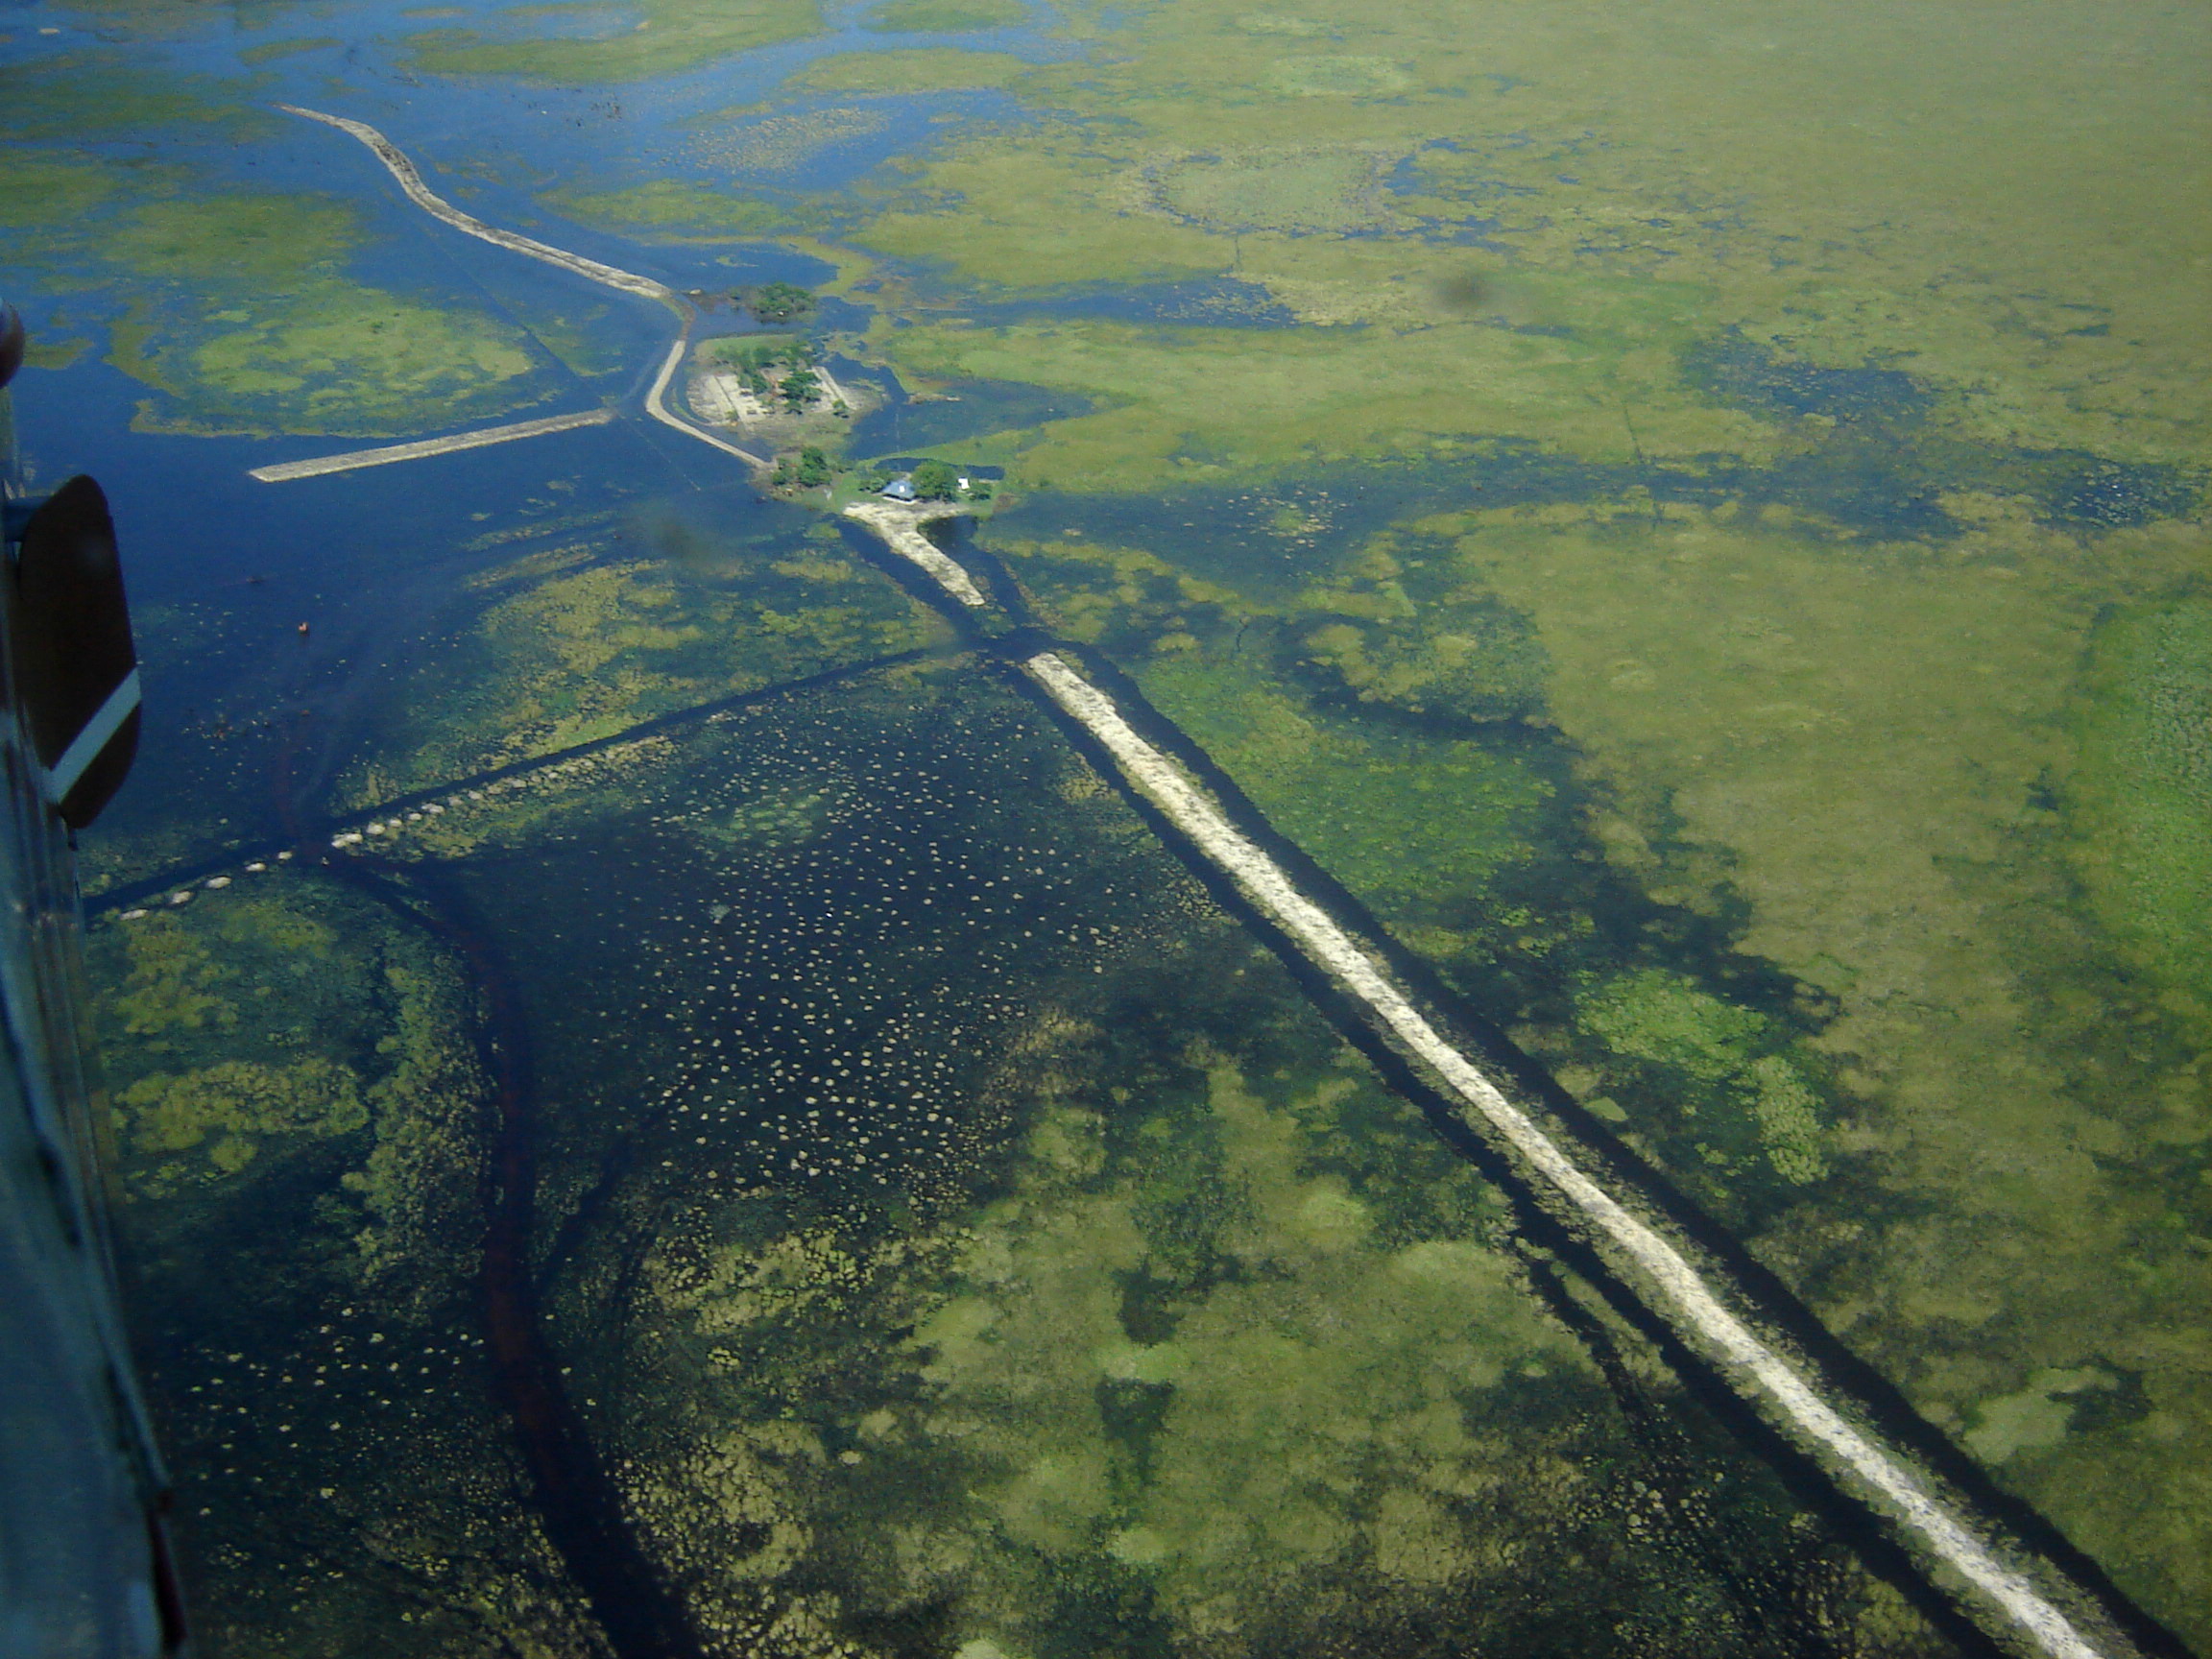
[[796, 446, 831, 486], [911, 459, 959, 500]]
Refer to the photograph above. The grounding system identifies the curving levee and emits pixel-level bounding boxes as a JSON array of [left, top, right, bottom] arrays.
[[281, 104, 770, 469]]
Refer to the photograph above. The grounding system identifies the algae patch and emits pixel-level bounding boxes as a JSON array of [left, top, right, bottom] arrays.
[[1577, 969, 1830, 1187], [1265, 55, 1411, 96], [1150, 147, 1394, 235], [2069, 601, 2212, 1012]]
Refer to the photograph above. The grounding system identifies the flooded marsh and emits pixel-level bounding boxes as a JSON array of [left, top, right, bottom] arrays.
[[6, 0, 2201, 1650]]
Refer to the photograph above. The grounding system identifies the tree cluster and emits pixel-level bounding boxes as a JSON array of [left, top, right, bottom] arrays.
[[748, 282, 816, 323], [716, 335, 814, 375], [711, 336, 827, 406], [770, 446, 833, 490], [910, 460, 960, 500], [781, 369, 821, 410]]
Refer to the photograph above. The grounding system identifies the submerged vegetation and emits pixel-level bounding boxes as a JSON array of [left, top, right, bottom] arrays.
[[92, 670, 1957, 1656], [332, 527, 946, 803], [86, 878, 564, 1653], [24, 0, 2208, 1647]]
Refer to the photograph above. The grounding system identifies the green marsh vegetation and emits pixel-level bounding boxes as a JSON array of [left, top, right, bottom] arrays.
[[830, 0, 2203, 472], [84, 587, 1951, 1657], [1409, 499, 2212, 1617], [330, 520, 948, 808], [0, 56, 269, 140], [234, 36, 342, 63], [82, 663, 1951, 1656], [862, 0, 1025, 33], [875, 309, 1769, 491], [0, 138, 562, 436], [952, 506, 1825, 1233], [782, 45, 1031, 93], [1149, 147, 1396, 236], [757, 0, 2211, 1632], [673, 104, 895, 187], [542, 179, 797, 243], [406, 0, 824, 82], [985, 481, 2212, 1634], [2069, 601, 2212, 1017], [93, 883, 484, 1298]]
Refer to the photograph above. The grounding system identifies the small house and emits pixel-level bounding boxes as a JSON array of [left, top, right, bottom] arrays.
[[880, 476, 917, 502]]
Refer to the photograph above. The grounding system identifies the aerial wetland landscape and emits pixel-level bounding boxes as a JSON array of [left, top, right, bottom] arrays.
[[3, 0, 2208, 1653]]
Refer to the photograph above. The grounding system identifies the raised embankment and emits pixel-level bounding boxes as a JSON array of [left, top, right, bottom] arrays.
[[280, 105, 768, 469], [249, 408, 616, 482], [844, 503, 2170, 1659]]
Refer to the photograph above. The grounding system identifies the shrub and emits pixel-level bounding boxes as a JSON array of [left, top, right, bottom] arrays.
[[753, 281, 815, 322]]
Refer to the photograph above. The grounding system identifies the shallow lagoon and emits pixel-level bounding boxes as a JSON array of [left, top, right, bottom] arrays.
[[9, 0, 2206, 1651]]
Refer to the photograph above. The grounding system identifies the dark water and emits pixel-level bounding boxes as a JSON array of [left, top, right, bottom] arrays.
[[847, 373, 1097, 455], [1000, 388, 2202, 606], [111, 666, 1925, 1657]]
